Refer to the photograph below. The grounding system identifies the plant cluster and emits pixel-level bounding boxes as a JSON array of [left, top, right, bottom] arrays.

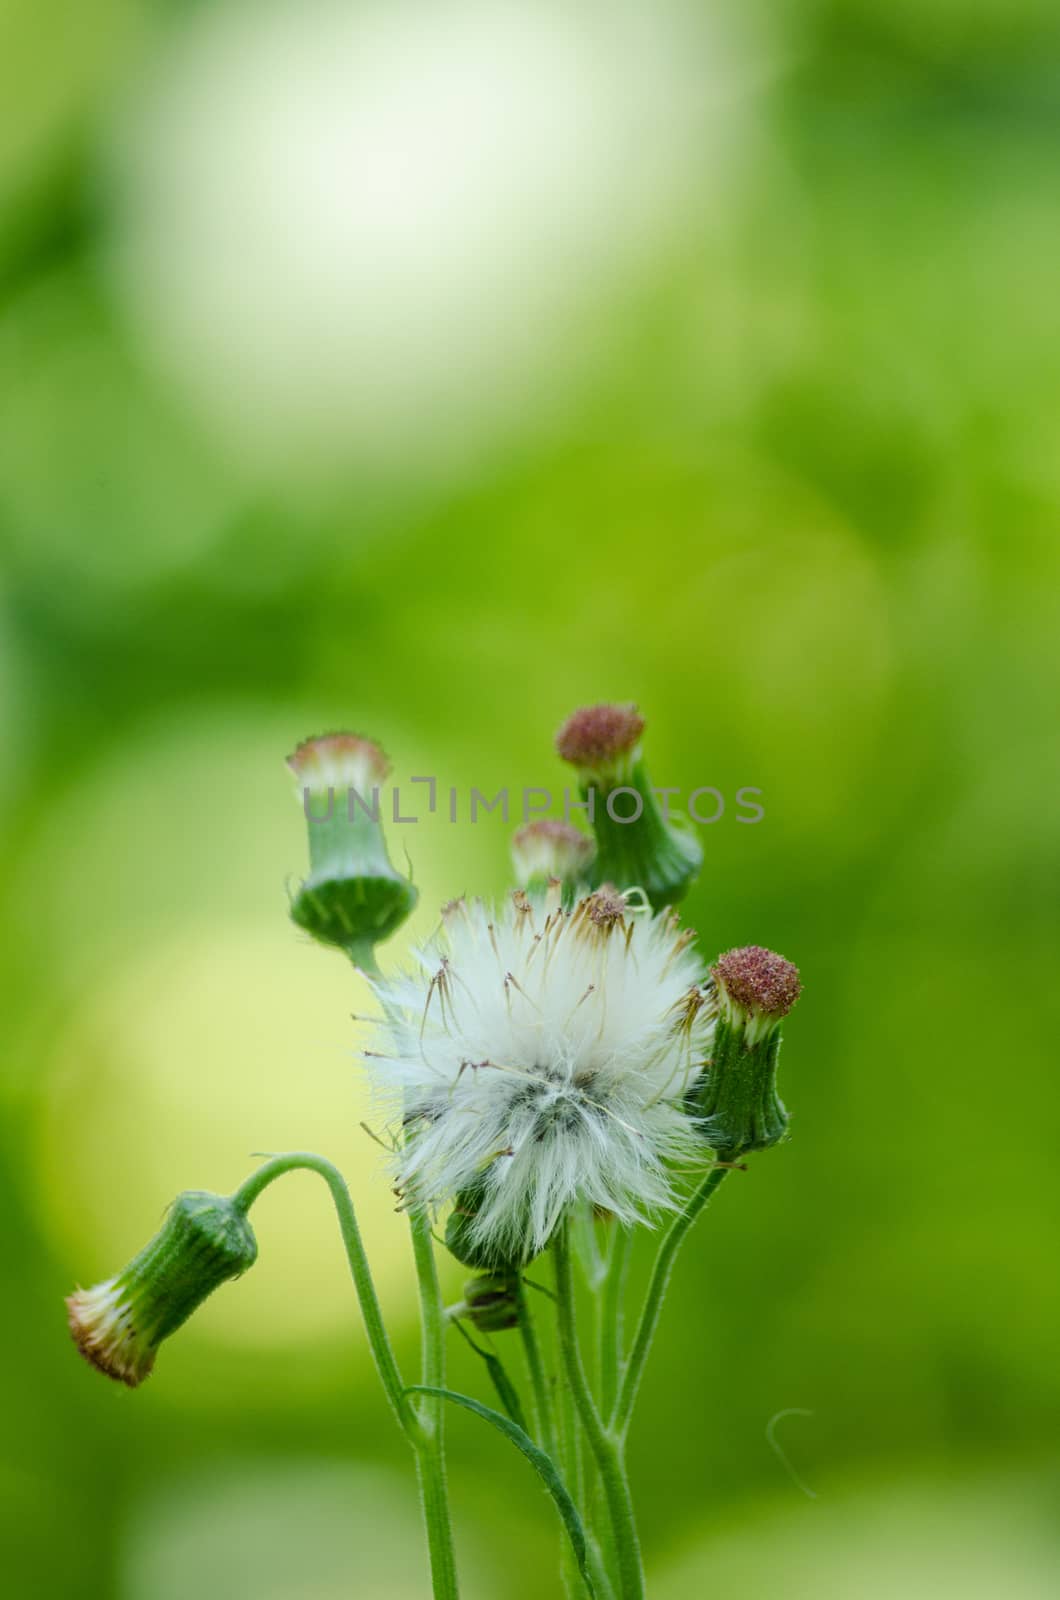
[[67, 703, 801, 1600]]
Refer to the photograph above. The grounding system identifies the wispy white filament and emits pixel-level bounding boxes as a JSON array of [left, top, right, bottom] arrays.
[[366, 888, 714, 1259]]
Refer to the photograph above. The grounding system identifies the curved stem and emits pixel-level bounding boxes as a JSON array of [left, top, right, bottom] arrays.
[[408, 1202, 460, 1600], [232, 1155, 459, 1597], [612, 1165, 731, 1439], [231, 1152, 416, 1436], [553, 1222, 645, 1600]]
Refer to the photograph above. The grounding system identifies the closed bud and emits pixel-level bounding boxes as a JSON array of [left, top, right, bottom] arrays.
[[444, 1183, 539, 1274], [693, 946, 801, 1159], [462, 1272, 520, 1333], [66, 1191, 258, 1387], [555, 703, 702, 908], [511, 819, 594, 895], [287, 732, 417, 969]]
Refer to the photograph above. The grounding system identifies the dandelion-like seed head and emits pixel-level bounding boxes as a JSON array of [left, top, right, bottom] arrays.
[[367, 887, 713, 1264]]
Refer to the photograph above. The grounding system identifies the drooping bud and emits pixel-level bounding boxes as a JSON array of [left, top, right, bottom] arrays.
[[511, 819, 594, 895], [462, 1272, 520, 1333], [555, 703, 702, 908], [694, 946, 801, 1159], [287, 732, 417, 970], [66, 1191, 258, 1387]]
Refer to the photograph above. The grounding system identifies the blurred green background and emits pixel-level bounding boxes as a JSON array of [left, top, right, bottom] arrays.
[[2, 1, 1059, 1595]]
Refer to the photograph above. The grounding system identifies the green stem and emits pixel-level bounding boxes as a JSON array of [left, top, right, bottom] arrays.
[[408, 1203, 460, 1600], [232, 1156, 458, 1598], [553, 1222, 645, 1600], [231, 1152, 415, 1435], [598, 1225, 632, 1421], [556, 1333, 591, 1600], [370, 973, 458, 1598], [516, 1275, 556, 1458], [612, 1165, 731, 1439]]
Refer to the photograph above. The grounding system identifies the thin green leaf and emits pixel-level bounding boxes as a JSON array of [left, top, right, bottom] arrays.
[[451, 1317, 529, 1433], [407, 1385, 595, 1597]]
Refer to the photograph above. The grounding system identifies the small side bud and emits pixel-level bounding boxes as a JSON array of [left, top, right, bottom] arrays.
[[555, 702, 702, 908], [511, 819, 594, 895], [693, 946, 801, 1159], [462, 1272, 520, 1333], [287, 731, 417, 969], [66, 1191, 258, 1387]]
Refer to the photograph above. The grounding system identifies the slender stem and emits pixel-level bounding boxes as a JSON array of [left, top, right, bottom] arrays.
[[612, 1165, 731, 1439], [587, 1538, 619, 1600], [516, 1275, 556, 1458], [408, 1203, 447, 1402], [556, 1331, 591, 1600], [408, 1202, 460, 1600], [598, 1225, 632, 1421], [415, 1448, 458, 1600], [370, 974, 458, 1598], [231, 1152, 416, 1435], [553, 1222, 645, 1600], [233, 1156, 459, 1598]]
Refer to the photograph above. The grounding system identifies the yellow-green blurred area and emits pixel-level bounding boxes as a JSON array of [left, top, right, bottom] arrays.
[[2, 0, 1059, 1594]]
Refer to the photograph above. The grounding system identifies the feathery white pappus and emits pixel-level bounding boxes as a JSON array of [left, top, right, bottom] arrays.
[[365, 885, 714, 1261]]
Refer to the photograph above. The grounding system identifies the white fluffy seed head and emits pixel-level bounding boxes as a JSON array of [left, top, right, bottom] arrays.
[[365, 886, 714, 1261]]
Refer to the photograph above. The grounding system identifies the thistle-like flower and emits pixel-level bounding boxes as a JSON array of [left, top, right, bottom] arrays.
[[365, 887, 714, 1267], [693, 945, 802, 1159], [555, 702, 702, 908], [287, 731, 417, 968]]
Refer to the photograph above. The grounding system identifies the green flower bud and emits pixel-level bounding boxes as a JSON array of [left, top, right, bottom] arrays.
[[555, 703, 702, 908], [287, 732, 418, 969], [510, 819, 594, 896], [694, 945, 801, 1159], [66, 1190, 258, 1387], [445, 1184, 539, 1274], [462, 1272, 521, 1333]]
